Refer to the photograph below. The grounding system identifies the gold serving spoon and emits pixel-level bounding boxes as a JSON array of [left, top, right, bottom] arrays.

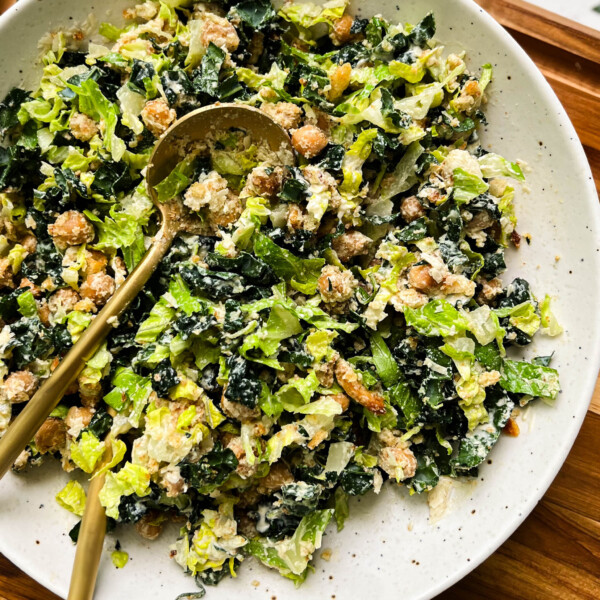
[[0, 103, 293, 599]]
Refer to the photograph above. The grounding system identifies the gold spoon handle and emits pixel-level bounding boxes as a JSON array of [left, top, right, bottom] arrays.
[[67, 469, 108, 600], [0, 226, 175, 479]]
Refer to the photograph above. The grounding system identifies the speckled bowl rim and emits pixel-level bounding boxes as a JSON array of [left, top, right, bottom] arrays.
[[0, 1, 598, 599]]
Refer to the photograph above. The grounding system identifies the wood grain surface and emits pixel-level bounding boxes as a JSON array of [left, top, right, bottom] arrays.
[[1, 1, 600, 599]]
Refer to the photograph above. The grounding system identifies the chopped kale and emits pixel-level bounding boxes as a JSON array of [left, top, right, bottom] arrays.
[[224, 355, 262, 408], [179, 443, 238, 494], [151, 358, 180, 397]]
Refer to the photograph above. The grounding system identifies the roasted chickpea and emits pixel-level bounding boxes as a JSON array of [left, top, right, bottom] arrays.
[[291, 125, 328, 159]]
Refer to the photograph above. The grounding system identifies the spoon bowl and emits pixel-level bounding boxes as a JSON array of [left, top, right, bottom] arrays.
[[147, 103, 294, 191]]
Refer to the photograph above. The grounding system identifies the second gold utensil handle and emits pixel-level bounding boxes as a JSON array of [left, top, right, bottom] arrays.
[[67, 470, 108, 600], [0, 226, 175, 479]]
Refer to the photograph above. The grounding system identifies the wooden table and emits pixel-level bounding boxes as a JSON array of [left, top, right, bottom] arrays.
[[1, 1, 599, 598]]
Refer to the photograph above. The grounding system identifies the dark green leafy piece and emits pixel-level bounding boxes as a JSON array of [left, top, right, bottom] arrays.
[[179, 263, 247, 300], [408, 452, 440, 493], [17, 120, 39, 149], [370, 332, 400, 387], [173, 314, 217, 340], [318, 145, 345, 172], [470, 192, 501, 219], [278, 167, 309, 203], [234, 0, 276, 29], [279, 338, 313, 369], [365, 16, 387, 46], [91, 161, 134, 199], [0, 288, 25, 321], [196, 568, 227, 587], [339, 462, 374, 495], [224, 355, 262, 408], [118, 494, 149, 523], [83, 409, 113, 439], [0, 146, 42, 192], [497, 277, 533, 309], [407, 13, 436, 46], [285, 63, 333, 112], [397, 217, 428, 242], [49, 324, 73, 353], [7, 318, 54, 368], [206, 251, 276, 284], [223, 299, 245, 333], [474, 343, 502, 372], [335, 43, 370, 66], [389, 382, 421, 428], [179, 443, 238, 494], [424, 348, 453, 380], [128, 60, 157, 97], [372, 130, 400, 159], [453, 389, 514, 470], [380, 88, 412, 129], [151, 358, 180, 396], [350, 17, 368, 34], [0, 88, 30, 135], [193, 43, 226, 98], [533, 354, 553, 367], [35, 168, 89, 211], [161, 69, 196, 108], [21, 235, 63, 285], [481, 248, 506, 278]]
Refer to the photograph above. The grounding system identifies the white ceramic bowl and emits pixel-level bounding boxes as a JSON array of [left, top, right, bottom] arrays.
[[0, 1, 599, 599]]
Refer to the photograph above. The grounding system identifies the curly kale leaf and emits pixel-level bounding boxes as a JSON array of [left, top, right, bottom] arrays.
[[128, 59, 157, 97], [0, 88, 30, 136], [172, 314, 217, 341], [233, 0, 276, 30], [91, 160, 135, 199], [205, 251, 276, 284], [0, 146, 42, 192], [224, 355, 262, 408], [150, 358, 180, 397], [82, 408, 113, 439], [179, 443, 238, 494], [179, 263, 248, 300], [452, 388, 514, 471], [339, 462, 374, 495], [8, 318, 54, 368], [277, 167, 309, 204]]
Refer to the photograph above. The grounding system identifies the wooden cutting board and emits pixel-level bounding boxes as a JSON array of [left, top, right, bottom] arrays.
[[0, 0, 599, 598]]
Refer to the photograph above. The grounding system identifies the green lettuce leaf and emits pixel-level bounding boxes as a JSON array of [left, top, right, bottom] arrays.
[[66, 78, 125, 161], [539, 295, 563, 337], [241, 304, 303, 364], [55, 480, 87, 516], [370, 332, 400, 387], [246, 509, 334, 583], [153, 155, 198, 203], [379, 142, 424, 200], [500, 359, 560, 400], [99, 462, 152, 519], [253, 233, 324, 295], [452, 168, 489, 205], [478, 153, 525, 181], [70, 431, 106, 473], [103, 367, 152, 426], [135, 297, 176, 343], [339, 129, 378, 195], [278, 0, 347, 41], [404, 299, 468, 337]]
